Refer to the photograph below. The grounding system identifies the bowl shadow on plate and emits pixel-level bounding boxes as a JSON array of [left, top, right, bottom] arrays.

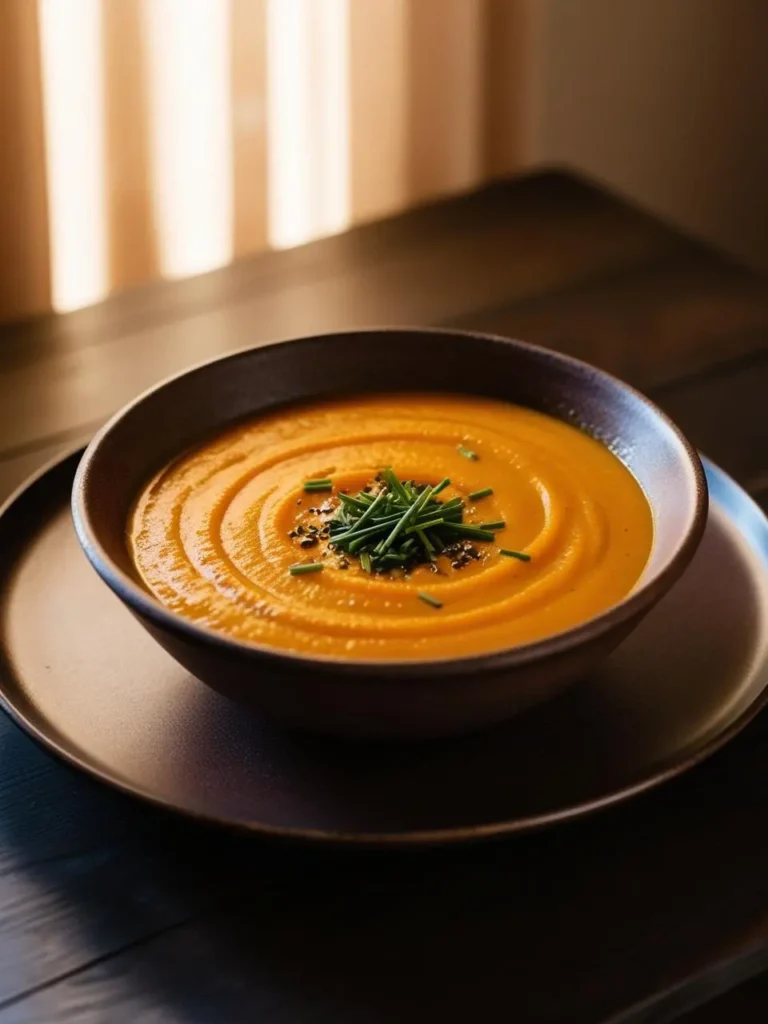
[[156, 500, 764, 838]]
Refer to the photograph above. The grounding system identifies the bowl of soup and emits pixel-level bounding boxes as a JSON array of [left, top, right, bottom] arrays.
[[72, 329, 707, 738]]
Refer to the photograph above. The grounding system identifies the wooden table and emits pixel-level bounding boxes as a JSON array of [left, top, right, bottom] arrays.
[[0, 170, 767, 1023]]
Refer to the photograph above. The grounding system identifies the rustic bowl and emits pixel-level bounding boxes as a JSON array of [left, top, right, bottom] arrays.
[[72, 329, 707, 738]]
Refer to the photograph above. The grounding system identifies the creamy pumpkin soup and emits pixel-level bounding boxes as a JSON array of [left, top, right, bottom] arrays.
[[128, 394, 653, 659]]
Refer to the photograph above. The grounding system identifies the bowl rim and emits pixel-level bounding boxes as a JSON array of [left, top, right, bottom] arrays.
[[71, 327, 708, 679]]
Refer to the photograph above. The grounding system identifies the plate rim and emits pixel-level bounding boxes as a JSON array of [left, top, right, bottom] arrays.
[[0, 447, 766, 848]]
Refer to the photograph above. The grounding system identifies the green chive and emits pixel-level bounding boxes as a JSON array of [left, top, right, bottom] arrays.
[[427, 529, 444, 552], [500, 549, 531, 562], [349, 531, 382, 553], [378, 484, 433, 553], [381, 553, 407, 565], [441, 508, 463, 522], [338, 492, 369, 511], [480, 520, 506, 531], [457, 445, 479, 461], [418, 592, 442, 609], [311, 467, 505, 574], [304, 477, 331, 486], [289, 563, 324, 575], [383, 467, 410, 504], [406, 517, 444, 533], [416, 528, 435, 558], [338, 488, 388, 535], [337, 509, 414, 541], [469, 487, 493, 501], [445, 524, 495, 542]]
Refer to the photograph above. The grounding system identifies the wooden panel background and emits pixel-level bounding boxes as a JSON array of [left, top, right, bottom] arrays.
[[0, 0, 527, 322]]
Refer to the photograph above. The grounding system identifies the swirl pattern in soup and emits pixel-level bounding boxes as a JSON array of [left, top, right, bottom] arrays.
[[128, 394, 653, 659]]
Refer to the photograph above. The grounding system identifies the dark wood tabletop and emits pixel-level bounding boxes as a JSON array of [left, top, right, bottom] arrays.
[[0, 169, 767, 1023]]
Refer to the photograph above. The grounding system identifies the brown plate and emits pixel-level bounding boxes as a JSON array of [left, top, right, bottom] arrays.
[[0, 450, 766, 846]]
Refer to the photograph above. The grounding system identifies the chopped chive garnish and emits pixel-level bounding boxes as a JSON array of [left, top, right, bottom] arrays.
[[416, 528, 435, 558], [378, 483, 433, 553], [427, 530, 444, 552], [500, 549, 531, 562], [418, 592, 442, 609], [304, 478, 333, 492], [348, 534, 373, 553], [406, 517, 444, 533], [382, 467, 410, 504], [382, 553, 409, 566], [469, 487, 493, 501], [444, 523, 495, 541], [316, 466, 502, 578], [337, 492, 368, 511], [457, 445, 479, 461], [337, 488, 387, 536], [289, 562, 324, 575], [480, 520, 506, 531]]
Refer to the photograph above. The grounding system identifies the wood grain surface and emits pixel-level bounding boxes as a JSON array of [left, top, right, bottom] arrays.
[[0, 170, 766, 1023]]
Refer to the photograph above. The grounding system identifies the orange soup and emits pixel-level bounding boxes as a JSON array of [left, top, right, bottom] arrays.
[[128, 394, 653, 659]]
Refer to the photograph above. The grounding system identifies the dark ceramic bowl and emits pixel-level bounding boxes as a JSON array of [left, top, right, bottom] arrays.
[[72, 329, 707, 738]]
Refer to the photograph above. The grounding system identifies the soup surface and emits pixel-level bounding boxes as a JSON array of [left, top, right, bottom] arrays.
[[129, 394, 653, 660]]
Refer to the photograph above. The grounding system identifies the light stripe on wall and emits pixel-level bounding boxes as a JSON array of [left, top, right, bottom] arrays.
[[38, 0, 108, 312], [141, 0, 233, 279], [266, 0, 350, 249]]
